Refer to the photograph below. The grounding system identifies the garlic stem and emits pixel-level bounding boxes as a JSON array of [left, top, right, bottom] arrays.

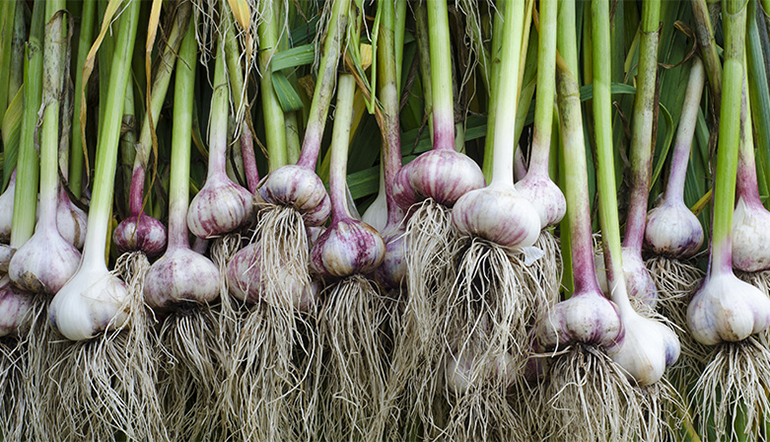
[[736, 73, 762, 208], [10, 0, 44, 249], [295, 0, 350, 170], [623, 0, 661, 253], [256, 1, 287, 172], [167, 21, 197, 251], [329, 75, 357, 221], [526, 0, 558, 178], [663, 58, 705, 205], [206, 31, 231, 182], [556, 60, 601, 296], [80, 0, 140, 270], [377, 0, 404, 228], [489, 0, 525, 187], [425, 0, 457, 153], [590, 0, 625, 289], [709, 0, 747, 276], [39, 0, 66, 235]]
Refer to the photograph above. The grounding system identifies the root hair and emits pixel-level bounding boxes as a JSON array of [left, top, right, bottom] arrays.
[[319, 275, 387, 441], [377, 200, 456, 440], [156, 305, 223, 441], [692, 337, 770, 442], [540, 345, 644, 442]]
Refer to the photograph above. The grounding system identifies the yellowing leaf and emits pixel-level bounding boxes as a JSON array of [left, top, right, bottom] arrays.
[[359, 43, 372, 70], [227, 0, 251, 31]]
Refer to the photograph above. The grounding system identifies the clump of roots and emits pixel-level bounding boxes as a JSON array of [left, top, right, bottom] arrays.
[[539, 344, 644, 442], [44, 261, 163, 442], [319, 275, 387, 441], [233, 301, 320, 441], [254, 204, 311, 306], [442, 238, 537, 380], [0, 335, 28, 440], [646, 256, 703, 331], [23, 298, 54, 440], [376, 200, 457, 440], [442, 333, 525, 442], [444, 380, 524, 442], [637, 377, 683, 442], [692, 337, 770, 442], [156, 305, 223, 441], [210, 233, 244, 434], [226, 205, 318, 440]]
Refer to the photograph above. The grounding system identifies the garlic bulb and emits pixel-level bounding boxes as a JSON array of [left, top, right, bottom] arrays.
[[143, 247, 219, 310], [516, 173, 567, 229], [393, 149, 485, 209], [621, 248, 658, 308], [8, 226, 80, 294], [311, 219, 385, 277], [644, 199, 703, 258], [0, 277, 32, 338], [0, 174, 16, 243], [452, 183, 541, 249], [56, 189, 88, 249], [687, 271, 770, 345], [256, 165, 331, 226], [227, 240, 313, 310], [49, 263, 129, 341], [607, 294, 680, 386], [537, 290, 623, 350], [732, 196, 770, 272], [112, 213, 167, 257], [375, 225, 407, 289], [187, 175, 253, 239]]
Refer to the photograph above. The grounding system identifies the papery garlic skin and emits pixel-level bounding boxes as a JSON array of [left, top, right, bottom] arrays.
[[361, 189, 388, 233], [256, 165, 331, 226], [112, 214, 167, 257], [516, 174, 567, 229], [0, 177, 15, 243], [687, 272, 770, 345], [311, 220, 385, 277], [621, 249, 658, 308], [227, 241, 315, 310], [8, 228, 80, 295], [144, 247, 219, 310], [0, 244, 12, 273], [0, 278, 32, 337], [393, 150, 485, 209], [49, 265, 129, 341], [376, 226, 407, 289], [537, 290, 623, 350], [644, 199, 703, 258], [57, 190, 88, 249], [187, 175, 253, 239], [732, 196, 770, 272], [452, 184, 541, 249], [608, 305, 680, 386], [444, 352, 476, 396]]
